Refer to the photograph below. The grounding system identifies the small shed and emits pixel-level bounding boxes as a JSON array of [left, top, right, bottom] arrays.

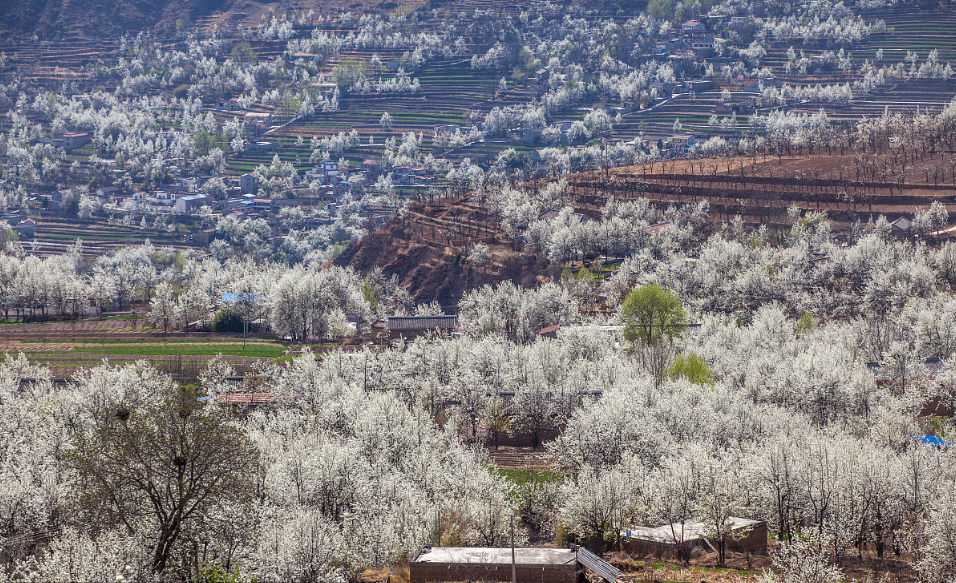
[[410, 547, 580, 583], [62, 132, 90, 149], [386, 315, 457, 340], [623, 517, 767, 557]]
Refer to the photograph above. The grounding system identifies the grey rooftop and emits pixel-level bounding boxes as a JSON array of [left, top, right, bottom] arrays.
[[412, 547, 575, 566]]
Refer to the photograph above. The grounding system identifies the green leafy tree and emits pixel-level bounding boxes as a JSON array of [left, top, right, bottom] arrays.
[[668, 353, 716, 387], [212, 308, 245, 333], [648, 0, 676, 19], [797, 311, 818, 334], [62, 194, 79, 217], [230, 42, 257, 65], [66, 383, 259, 575], [620, 284, 687, 346], [361, 277, 378, 312], [194, 131, 227, 156]]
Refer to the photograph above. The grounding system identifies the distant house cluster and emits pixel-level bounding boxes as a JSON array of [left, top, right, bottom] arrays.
[[655, 20, 715, 57], [0, 215, 36, 238]]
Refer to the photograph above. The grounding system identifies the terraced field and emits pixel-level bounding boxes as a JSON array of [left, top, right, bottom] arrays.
[[27, 217, 208, 259], [568, 151, 956, 232]]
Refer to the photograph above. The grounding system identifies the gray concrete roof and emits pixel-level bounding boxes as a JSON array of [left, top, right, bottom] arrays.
[[413, 547, 575, 566]]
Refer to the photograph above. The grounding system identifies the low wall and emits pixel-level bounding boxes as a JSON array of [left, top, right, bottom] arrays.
[[409, 562, 578, 583]]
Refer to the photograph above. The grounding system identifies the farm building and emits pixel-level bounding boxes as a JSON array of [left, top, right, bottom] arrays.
[[386, 315, 457, 339], [410, 546, 620, 583], [890, 217, 912, 233], [622, 517, 767, 557], [410, 547, 578, 583], [61, 132, 90, 149]]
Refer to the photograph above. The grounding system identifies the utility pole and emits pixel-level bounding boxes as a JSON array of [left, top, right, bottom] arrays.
[[511, 513, 516, 583]]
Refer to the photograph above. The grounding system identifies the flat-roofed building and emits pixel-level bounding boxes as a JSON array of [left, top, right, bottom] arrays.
[[410, 547, 578, 583]]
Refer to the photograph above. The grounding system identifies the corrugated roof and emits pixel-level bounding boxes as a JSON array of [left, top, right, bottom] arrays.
[[577, 547, 621, 583], [387, 315, 457, 331]]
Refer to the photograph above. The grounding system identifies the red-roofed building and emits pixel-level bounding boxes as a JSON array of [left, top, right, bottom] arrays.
[[645, 222, 672, 235], [539, 324, 560, 338]]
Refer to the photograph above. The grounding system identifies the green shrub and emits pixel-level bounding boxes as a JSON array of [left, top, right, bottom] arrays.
[[668, 353, 716, 387], [212, 309, 244, 333], [797, 311, 818, 334], [555, 522, 577, 547], [193, 564, 242, 583]]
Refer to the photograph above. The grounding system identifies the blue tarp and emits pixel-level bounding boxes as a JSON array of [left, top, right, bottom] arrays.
[[911, 434, 953, 447]]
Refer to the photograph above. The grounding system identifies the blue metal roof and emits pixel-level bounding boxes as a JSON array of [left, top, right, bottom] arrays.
[[911, 434, 953, 447]]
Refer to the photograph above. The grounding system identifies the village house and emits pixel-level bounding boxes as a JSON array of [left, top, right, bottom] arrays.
[[61, 132, 90, 150], [221, 198, 253, 210], [317, 182, 349, 202], [175, 194, 210, 213], [192, 229, 214, 245], [91, 186, 120, 199], [716, 97, 757, 115], [240, 172, 257, 195], [554, 120, 574, 133], [0, 217, 36, 238], [319, 160, 339, 179], [147, 190, 179, 206], [685, 79, 714, 93], [251, 198, 274, 213], [392, 166, 430, 185], [220, 97, 241, 111], [434, 124, 462, 136], [361, 159, 381, 178], [668, 134, 697, 152], [309, 81, 338, 100]]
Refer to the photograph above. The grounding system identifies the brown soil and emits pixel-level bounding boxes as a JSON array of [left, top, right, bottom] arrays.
[[335, 198, 542, 306], [485, 446, 555, 470], [571, 152, 956, 231]]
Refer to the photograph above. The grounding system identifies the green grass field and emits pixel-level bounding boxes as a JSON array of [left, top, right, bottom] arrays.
[[493, 468, 565, 486]]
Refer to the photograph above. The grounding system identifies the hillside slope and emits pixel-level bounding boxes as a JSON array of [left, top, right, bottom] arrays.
[[0, 0, 645, 40], [0, 0, 395, 40], [334, 217, 541, 308]]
